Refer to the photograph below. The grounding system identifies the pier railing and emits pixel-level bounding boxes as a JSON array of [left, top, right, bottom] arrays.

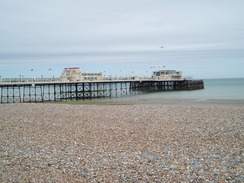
[[0, 76, 191, 83]]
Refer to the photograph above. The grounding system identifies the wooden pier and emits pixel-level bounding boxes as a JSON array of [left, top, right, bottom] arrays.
[[0, 79, 204, 103]]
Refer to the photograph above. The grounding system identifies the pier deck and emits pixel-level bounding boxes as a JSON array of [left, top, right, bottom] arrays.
[[0, 79, 204, 103]]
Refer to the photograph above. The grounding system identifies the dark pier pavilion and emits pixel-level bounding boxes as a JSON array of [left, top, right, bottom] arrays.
[[0, 79, 204, 103]]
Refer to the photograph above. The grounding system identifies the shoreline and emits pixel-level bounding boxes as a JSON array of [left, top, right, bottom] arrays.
[[93, 98, 244, 107], [1, 98, 244, 107]]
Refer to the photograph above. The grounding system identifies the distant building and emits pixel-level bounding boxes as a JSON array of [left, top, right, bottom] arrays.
[[61, 67, 103, 81], [81, 72, 103, 81], [152, 70, 183, 80]]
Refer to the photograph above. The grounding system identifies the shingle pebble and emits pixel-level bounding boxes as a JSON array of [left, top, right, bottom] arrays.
[[0, 103, 243, 182]]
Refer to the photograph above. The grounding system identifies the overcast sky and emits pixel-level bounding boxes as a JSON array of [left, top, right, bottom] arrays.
[[0, 0, 244, 78]]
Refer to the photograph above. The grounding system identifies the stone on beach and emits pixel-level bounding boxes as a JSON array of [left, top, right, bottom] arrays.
[[0, 103, 243, 182]]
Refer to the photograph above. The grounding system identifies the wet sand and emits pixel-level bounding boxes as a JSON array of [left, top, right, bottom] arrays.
[[96, 98, 244, 106], [0, 103, 243, 182]]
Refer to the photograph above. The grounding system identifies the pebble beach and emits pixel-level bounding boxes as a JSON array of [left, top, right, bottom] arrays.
[[0, 103, 243, 182]]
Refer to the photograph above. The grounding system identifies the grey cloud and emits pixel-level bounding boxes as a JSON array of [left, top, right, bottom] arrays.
[[0, 0, 244, 78]]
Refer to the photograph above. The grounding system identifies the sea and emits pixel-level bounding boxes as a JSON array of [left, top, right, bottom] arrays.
[[102, 78, 244, 106]]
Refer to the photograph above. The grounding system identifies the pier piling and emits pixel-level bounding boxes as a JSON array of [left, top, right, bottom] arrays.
[[0, 80, 204, 103]]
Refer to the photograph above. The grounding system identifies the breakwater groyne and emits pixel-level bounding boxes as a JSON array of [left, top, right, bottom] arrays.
[[0, 80, 204, 103]]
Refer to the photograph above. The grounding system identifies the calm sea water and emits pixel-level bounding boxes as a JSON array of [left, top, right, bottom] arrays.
[[111, 78, 244, 101]]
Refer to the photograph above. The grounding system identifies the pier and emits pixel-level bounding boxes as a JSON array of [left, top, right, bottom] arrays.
[[0, 79, 204, 103]]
